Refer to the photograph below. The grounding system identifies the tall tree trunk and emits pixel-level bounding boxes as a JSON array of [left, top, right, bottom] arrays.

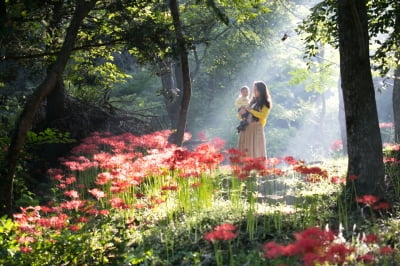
[[169, 0, 192, 146], [393, 6, 400, 143], [0, 0, 97, 217], [394, 61, 400, 143], [338, 78, 347, 154], [159, 60, 181, 128], [45, 0, 66, 128], [46, 79, 65, 126], [338, 0, 385, 196]]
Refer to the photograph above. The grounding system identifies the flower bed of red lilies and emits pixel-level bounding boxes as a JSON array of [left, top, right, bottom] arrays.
[[1, 130, 399, 265]]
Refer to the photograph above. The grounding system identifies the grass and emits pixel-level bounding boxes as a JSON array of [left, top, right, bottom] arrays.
[[0, 130, 399, 265]]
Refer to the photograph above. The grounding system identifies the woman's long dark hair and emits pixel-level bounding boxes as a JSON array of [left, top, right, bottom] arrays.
[[250, 81, 272, 111]]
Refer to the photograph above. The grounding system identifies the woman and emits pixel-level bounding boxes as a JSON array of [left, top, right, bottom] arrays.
[[238, 81, 272, 158]]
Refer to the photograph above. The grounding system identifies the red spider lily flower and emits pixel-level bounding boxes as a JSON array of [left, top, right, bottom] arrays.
[[302, 252, 324, 266], [16, 223, 39, 235], [214, 223, 237, 232], [372, 201, 391, 210], [204, 230, 237, 242], [71, 143, 99, 155], [294, 227, 335, 253], [229, 155, 243, 165], [282, 243, 301, 256], [227, 148, 246, 157], [99, 209, 110, 216], [69, 225, 81, 232], [88, 188, 106, 200], [61, 156, 98, 171], [60, 200, 85, 210], [379, 246, 394, 255], [263, 242, 285, 259], [64, 190, 79, 199], [152, 197, 165, 205], [96, 172, 113, 185], [47, 168, 64, 177], [266, 157, 281, 166], [210, 137, 226, 150], [306, 175, 322, 183], [197, 132, 207, 141], [39, 205, 54, 213], [379, 122, 394, 128], [204, 223, 238, 242], [283, 156, 298, 165], [136, 193, 146, 199], [20, 246, 33, 254], [356, 195, 380, 206], [183, 132, 192, 142], [330, 176, 346, 184], [161, 185, 179, 191], [324, 244, 355, 265], [65, 176, 77, 185], [76, 217, 90, 223], [392, 144, 400, 151], [294, 165, 328, 179], [242, 157, 267, 172], [383, 157, 397, 163], [16, 236, 36, 244], [110, 186, 127, 193], [363, 234, 379, 244], [86, 208, 100, 216], [133, 203, 147, 209], [38, 214, 69, 229], [348, 174, 358, 181], [331, 140, 343, 151], [51, 174, 64, 181], [109, 198, 129, 209], [265, 168, 285, 176], [357, 253, 375, 263], [191, 182, 201, 188]]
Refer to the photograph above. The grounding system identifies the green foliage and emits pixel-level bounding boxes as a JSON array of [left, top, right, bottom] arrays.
[[297, 0, 399, 75], [26, 128, 74, 146], [0, 216, 19, 264]]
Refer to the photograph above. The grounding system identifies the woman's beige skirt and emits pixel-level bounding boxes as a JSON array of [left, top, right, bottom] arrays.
[[238, 122, 266, 158]]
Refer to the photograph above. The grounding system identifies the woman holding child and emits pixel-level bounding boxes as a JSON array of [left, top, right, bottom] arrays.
[[237, 81, 272, 158]]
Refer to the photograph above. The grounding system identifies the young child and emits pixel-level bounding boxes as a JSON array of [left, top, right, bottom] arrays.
[[235, 86, 250, 132]]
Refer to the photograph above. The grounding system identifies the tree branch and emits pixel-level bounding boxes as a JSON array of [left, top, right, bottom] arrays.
[[2, 39, 124, 61]]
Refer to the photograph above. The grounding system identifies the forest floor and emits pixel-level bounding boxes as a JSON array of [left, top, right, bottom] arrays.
[[1, 131, 399, 265]]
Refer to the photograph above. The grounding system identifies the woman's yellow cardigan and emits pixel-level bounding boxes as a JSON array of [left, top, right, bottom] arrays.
[[248, 106, 270, 127]]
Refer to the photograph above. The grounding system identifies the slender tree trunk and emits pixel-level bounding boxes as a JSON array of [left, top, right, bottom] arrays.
[[338, 0, 385, 196], [169, 0, 192, 146], [394, 62, 400, 143], [0, 0, 97, 217], [159, 60, 181, 128], [393, 6, 400, 143]]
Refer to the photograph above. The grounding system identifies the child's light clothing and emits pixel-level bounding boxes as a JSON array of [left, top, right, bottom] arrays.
[[235, 96, 250, 109]]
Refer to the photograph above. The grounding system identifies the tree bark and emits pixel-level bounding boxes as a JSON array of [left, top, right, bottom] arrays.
[[338, 0, 385, 196], [0, 0, 97, 217], [159, 60, 181, 128], [169, 0, 192, 146], [394, 61, 400, 143], [338, 78, 347, 155], [45, 0, 66, 127], [46, 79, 65, 126]]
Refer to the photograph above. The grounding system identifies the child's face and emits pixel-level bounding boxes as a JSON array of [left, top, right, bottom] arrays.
[[241, 89, 249, 97]]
